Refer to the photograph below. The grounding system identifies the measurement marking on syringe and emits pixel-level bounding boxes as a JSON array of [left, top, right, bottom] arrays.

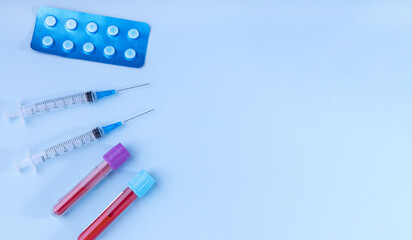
[[33, 93, 87, 110], [43, 131, 95, 157]]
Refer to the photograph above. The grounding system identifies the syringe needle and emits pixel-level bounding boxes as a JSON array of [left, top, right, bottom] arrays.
[[122, 109, 155, 123], [116, 83, 150, 92]]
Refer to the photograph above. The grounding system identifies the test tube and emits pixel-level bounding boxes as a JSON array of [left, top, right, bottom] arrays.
[[78, 170, 155, 240], [52, 143, 130, 216]]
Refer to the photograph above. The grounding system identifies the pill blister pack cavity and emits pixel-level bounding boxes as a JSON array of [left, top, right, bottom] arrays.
[[30, 7, 151, 68]]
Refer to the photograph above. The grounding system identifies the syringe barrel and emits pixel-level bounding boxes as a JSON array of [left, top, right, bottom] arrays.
[[53, 160, 112, 216], [15, 127, 104, 171], [52, 143, 130, 216], [41, 127, 103, 162], [20, 91, 95, 118]]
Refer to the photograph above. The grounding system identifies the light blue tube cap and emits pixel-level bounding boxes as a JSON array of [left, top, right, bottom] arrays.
[[128, 170, 156, 198]]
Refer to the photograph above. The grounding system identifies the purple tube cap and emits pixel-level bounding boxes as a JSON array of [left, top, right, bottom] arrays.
[[103, 143, 131, 170]]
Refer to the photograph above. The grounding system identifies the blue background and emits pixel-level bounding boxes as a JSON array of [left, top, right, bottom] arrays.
[[1, 0, 412, 239]]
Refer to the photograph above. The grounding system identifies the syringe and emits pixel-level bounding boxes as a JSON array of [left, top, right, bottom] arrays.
[[15, 109, 154, 172], [4, 83, 149, 122]]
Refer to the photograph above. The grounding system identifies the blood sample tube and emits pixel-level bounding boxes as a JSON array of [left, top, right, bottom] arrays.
[[52, 143, 130, 216], [78, 170, 155, 240]]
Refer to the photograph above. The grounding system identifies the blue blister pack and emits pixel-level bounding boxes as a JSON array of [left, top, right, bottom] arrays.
[[30, 7, 150, 68]]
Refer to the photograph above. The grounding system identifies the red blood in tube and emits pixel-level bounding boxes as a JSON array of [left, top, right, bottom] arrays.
[[78, 187, 137, 240], [53, 161, 112, 216]]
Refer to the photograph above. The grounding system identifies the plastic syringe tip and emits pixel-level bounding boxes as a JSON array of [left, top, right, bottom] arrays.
[[101, 122, 123, 135], [94, 90, 117, 100]]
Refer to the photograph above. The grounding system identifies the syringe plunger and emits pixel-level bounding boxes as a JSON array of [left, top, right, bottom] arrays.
[[15, 151, 44, 172]]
